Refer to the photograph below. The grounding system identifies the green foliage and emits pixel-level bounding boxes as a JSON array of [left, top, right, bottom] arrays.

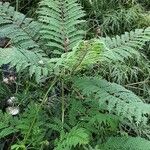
[[1, 27, 149, 82], [80, 0, 150, 36], [100, 136, 150, 150], [0, 0, 149, 150], [0, 2, 149, 83], [0, 103, 49, 149], [67, 99, 86, 126], [101, 27, 150, 62], [37, 0, 85, 54], [15, 103, 48, 147], [54, 127, 89, 150], [0, 2, 41, 51], [0, 111, 17, 139], [52, 39, 105, 73], [67, 99, 119, 133], [0, 47, 49, 82], [74, 77, 150, 125], [10, 0, 40, 17], [50, 27, 150, 74]]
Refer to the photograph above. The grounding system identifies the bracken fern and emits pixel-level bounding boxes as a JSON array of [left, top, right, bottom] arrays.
[[37, 0, 86, 54], [74, 77, 150, 125]]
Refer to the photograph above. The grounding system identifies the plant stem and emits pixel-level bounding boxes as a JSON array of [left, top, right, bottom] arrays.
[[61, 79, 65, 127], [16, 0, 19, 11]]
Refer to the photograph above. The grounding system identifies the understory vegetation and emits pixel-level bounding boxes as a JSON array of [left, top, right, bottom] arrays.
[[0, 0, 150, 149]]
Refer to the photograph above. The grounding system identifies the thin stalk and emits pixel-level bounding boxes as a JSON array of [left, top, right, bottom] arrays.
[[16, 0, 19, 11], [61, 79, 65, 127]]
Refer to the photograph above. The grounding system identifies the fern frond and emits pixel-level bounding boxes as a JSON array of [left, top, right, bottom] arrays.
[[0, 111, 17, 139], [68, 99, 86, 126], [37, 0, 85, 54], [100, 136, 150, 150], [0, 2, 41, 51], [101, 27, 150, 62], [68, 99, 119, 132], [55, 127, 89, 150], [74, 77, 150, 125], [0, 47, 50, 82], [49, 117, 71, 133], [1, 27, 149, 82], [83, 113, 119, 132], [53, 39, 105, 73], [16, 103, 48, 147], [53, 29, 150, 73]]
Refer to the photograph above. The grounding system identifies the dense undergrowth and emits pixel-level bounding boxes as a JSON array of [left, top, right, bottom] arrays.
[[0, 0, 150, 150]]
